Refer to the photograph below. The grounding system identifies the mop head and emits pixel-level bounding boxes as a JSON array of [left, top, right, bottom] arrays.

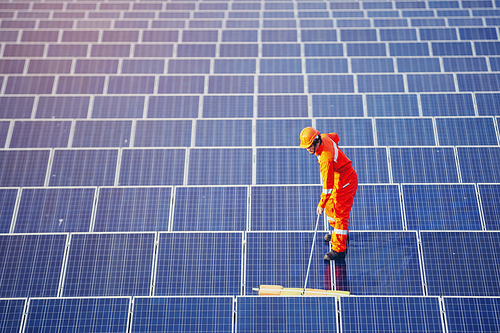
[[253, 285, 350, 298]]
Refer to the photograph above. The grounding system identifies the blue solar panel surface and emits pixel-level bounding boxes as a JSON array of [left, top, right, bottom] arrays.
[[443, 297, 500, 333], [0, 299, 25, 332], [24, 297, 130, 333], [131, 297, 233, 333], [3, 0, 500, 330]]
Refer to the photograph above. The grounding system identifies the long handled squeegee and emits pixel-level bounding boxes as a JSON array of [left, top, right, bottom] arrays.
[[253, 214, 350, 297]]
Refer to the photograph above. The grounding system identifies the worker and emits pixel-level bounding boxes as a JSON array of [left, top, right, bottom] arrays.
[[300, 127, 358, 261]]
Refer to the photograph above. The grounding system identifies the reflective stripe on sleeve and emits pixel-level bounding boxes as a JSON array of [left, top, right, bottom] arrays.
[[332, 141, 339, 163], [334, 228, 348, 235], [322, 188, 333, 194]]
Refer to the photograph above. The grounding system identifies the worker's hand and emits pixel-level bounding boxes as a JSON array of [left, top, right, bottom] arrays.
[[317, 206, 324, 216]]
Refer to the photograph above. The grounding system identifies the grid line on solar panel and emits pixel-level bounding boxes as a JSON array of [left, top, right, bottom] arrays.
[[340, 296, 444, 333], [93, 186, 172, 232], [154, 232, 243, 296], [0, 233, 68, 298], [420, 231, 500, 296], [172, 185, 248, 231], [24, 297, 131, 333], [62, 232, 156, 297], [131, 296, 234, 333], [402, 183, 483, 231]]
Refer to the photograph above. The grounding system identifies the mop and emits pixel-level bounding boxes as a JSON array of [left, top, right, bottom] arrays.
[[253, 214, 350, 298]]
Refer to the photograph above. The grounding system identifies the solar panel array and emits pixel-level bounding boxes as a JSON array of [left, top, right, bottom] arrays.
[[1, 0, 500, 331]]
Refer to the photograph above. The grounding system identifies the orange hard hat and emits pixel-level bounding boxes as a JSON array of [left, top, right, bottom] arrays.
[[300, 127, 320, 148]]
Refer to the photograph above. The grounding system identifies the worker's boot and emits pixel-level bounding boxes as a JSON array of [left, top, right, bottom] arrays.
[[324, 250, 346, 262]]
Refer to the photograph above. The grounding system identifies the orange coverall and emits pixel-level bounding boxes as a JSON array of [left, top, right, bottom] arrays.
[[315, 133, 358, 253]]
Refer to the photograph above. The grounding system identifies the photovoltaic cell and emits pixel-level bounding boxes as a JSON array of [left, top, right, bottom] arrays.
[[188, 148, 252, 185], [250, 185, 322, 231], [421, 231, 500, 296], [15, 188, 95, 233], [366, 94, 420, 117], [0, 234, 67, 297], [195, 120, 252, 147], [0, 150, 50, 187], [172, 186, 247, 231], [390, 147, 459, 183], [403, 184, 482, 230], [256, 148, 320, 185], [376, 118, 436, 146], [340, 296, 443, 333], [237, 297, 337, 333], [478, 184, 500, 230], [342, 148, 390, 184], [0, 299, 25, 333], [443, 297, 500, 333], [245, 232, 332, 292], [436, 117, 498, 145], [94, 187, 171, 232], [119, 149, 185, 186], [24, 298, 130, 333], [344, 232, 423, 295], [49, 149, 118, 186], [155, 232, 242, 296], [135, 120, 192, 147], [63, 233, 155, 296], [349, 185, 403, 230], [131, 297, 233, 333], [457, 147, 500, 183]]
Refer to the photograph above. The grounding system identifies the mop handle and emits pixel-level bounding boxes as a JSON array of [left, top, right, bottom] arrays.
[[303, 213, 322, 291]]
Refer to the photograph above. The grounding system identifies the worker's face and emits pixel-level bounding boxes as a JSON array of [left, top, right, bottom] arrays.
[[306, 142, 316, 154]]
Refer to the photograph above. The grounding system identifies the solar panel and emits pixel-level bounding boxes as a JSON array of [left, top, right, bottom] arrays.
[[351, 58, 395, 73], [397, 57, 441, 72], [119, 149, 185, 186], [245, 232, 332, 293], [155, 232, 243, 296], [256, 119, 312, 146], [420, 93, 475, 116], [236, 297, 337, 333], [260, 59, 302, 73], [366, 94, 420, 117], [209, 75, 255, 94], [457, 146, 500, 183], [308, 75, 354, 93], [476, 93, 500, 116], [72, 120, 132, 148], [188, 148, 252, 185], [258, 75, 304, 93], [148, 96, 199, 118], [257, 95, 308, 117], [376, 118, 436, 146], [312, 94, 364, 117], [436, 117, 498, 145], [0, 234, 67, 297], [135, 120, 192, 147], [316, 118, 374, 146], [24, 297, 130, 333], [172, 186, 247, 231], [390, 147, 459, 183], [214, 59, 256, 74], [306, 58, 348, 73], [0, 149, 49, 187], [443, 297, 500, 333], [345, 231, 424, 295], [131, 297, 233, 333], [91, 96, 144, 118], [407, 74, 456, 92], [478, 184, 500, 230], [0, 188, 17, 233], [403, 184, 482, 230], [49, 149, 118, 186], [63, 233, 155, 296], [0, 299, 25, 333], [0, 96, 34, 119], [256, 148, 320, 185], [421, 231, 500, 296], [195, 119, 252, 147], [340, 296, 443, 333], [358, 74, 405, 93], [342, 148, 390, 184], [94, 187, 171, 232], [349, 185, 404, 230], [203, 95, 253, 118], [14, 187, 95, 233], [250, 185, 322, 231]]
